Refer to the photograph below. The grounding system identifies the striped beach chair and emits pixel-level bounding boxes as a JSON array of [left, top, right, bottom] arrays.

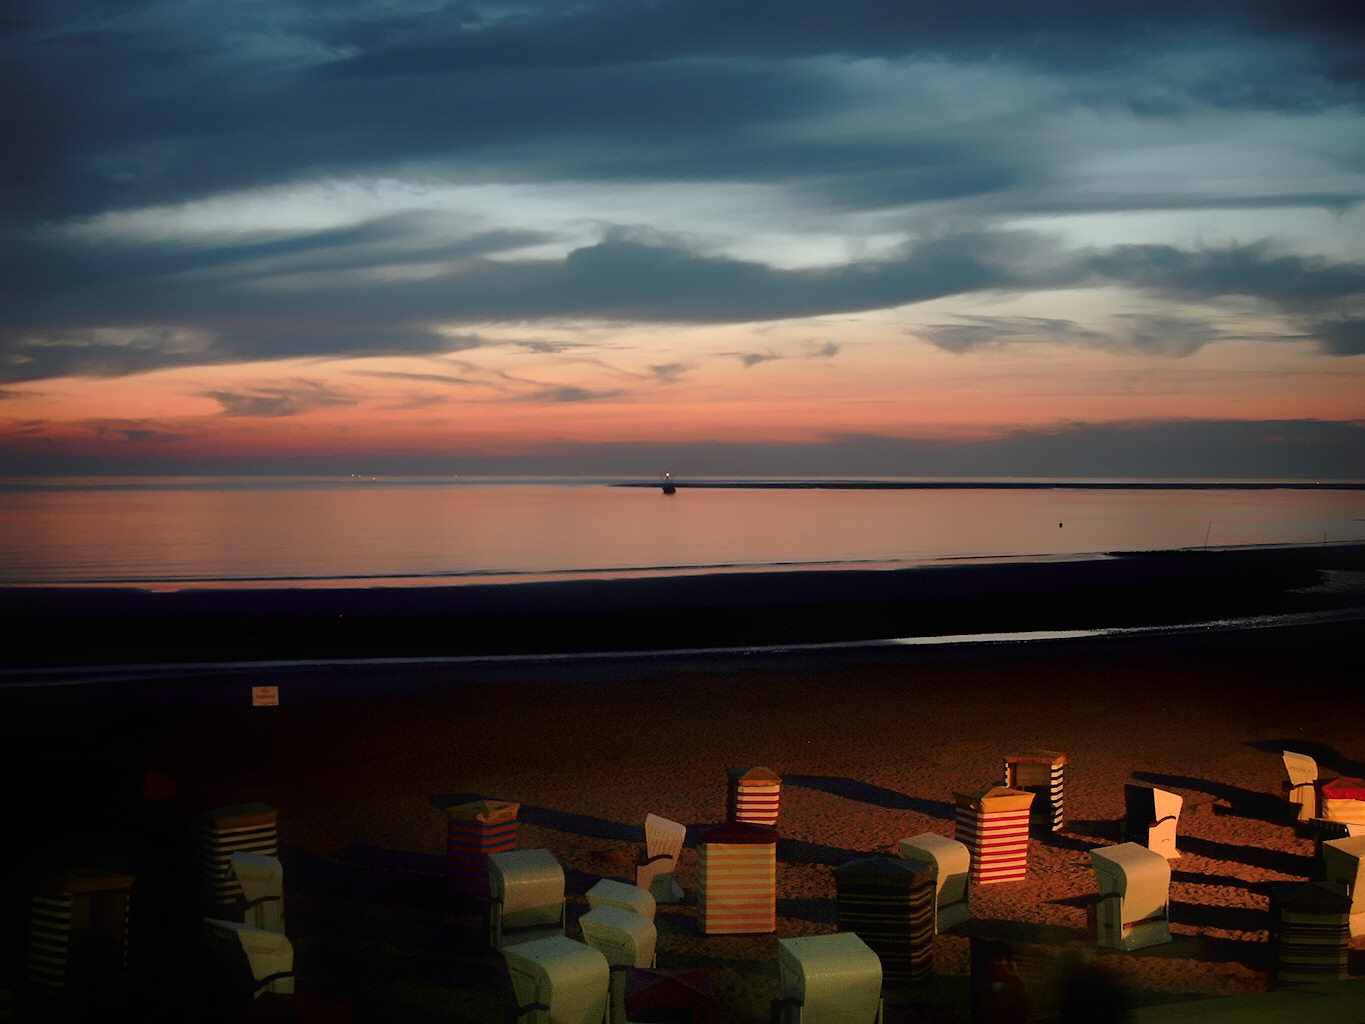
[[1320, 777, 1365, 832], [446, 798, 520, 898], [955, 786, 1034, 885], [835, 855, 935, 984], [1002, 750, 1066, 833], [696, 821, 777, 935], [1270, 881, 1352, 985], [199, 803, 277, 914], [1321, 835, 1365, 937], [26, 869, 133, 1008], [727, 766, 781, 826]]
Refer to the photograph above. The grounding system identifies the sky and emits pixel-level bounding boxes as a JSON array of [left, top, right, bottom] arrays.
[[2, 0, 1364, 478]]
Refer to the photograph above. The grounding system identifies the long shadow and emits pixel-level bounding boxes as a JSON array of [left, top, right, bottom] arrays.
[[784, 774, 955, 820], [430, 794, 643, 845], [285, 843, 448, 907], [775, 836, 866, 866], [1129, 772, 1290, 825], [1176, 835, 1316, 877], [1168, 899, 1269, 934], [1245, 740, 1365, 779], [1171, 869, 1277, 894], [777, 896, 836, 926]]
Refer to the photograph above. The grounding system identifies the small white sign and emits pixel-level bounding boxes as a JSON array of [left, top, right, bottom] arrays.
[[251, 685, 280, 707]]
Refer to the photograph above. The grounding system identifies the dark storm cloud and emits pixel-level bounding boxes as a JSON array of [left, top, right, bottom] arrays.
[[3, 0, 1363, 384]]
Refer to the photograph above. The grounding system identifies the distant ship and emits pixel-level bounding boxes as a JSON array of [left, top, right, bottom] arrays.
[[662, 472, 676, 495]]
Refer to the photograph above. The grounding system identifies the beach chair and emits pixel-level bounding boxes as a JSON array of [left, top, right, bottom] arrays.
[[200, 803, 278, 914], [1283, 751, 1319, 821], [636, 814, 686, 904], [26, 869, 133, 1008], [608, 967, 717, 1024], [202, 917, 295, 1007], [1270, 881, 1352, 985], [1089, 843, 1172, 951], [834, 856, 934, 984], [696, 821, 777, 935], [446, 798, 519, 898], [230, 851, 285, 933], [578, 904, 657, 969], [489, 849, 566, 950], [896, 833, 971, 932], [726, 766, 781, 826], [1123, 784, 1182, 859], [503, 935, 610, 1024], [954, 786, 1034, 885], [1320, 777, 1365, 830], [586, 879, 656, 921], [772, 933, 884, 1024], [1002, 750, 1067, 833], [1320, 835, 1365, 937]]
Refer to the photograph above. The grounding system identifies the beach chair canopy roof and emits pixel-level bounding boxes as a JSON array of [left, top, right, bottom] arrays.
[[955, 786, 1035, 813]]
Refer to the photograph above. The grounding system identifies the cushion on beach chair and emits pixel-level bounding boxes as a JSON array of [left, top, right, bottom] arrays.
[[230, 852, 285, 933], [489, 849, 566, 950], [1088, 843, 1172, 951], [773, 933, 884, 1024], [1321, 835, 1365, 937], [503, 935, 610, 1024], [637, 814, 686, 904], [896, 833, 971, 932], [1283, 752, 1319, 821]]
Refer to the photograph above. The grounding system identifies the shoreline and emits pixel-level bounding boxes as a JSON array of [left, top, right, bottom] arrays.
[[4, 541, 1364, 671]]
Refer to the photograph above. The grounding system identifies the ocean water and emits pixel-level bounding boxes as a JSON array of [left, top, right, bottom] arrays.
[[1, 476, 1363, 590]]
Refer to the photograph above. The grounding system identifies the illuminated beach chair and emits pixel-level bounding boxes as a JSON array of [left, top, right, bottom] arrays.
[[636, 814, 686, 904], [1320, 777, 1365, 831], [446, 798, 520, 898], [229, 851, 285, 933], [1270, 881, 1352, 985], [1002, 750, 1066, 833], [696, 821, 777, 934], [1283, 751, 1319, 821], [1123, 784, 1182, 859], [896, 833, 971, 932], [1089, 842, 1172, 951], [727, 766, 782, 826], [578, 904, 657, 969], [954, 786, 1034, 885], [489, 849, 566, 950], [202, 917, 295, 1004], [835, 855, 935, 984], [772, 933, 884, 1024], [1320, 835, 1365, 937], [503, 935, 610, 1024], [586, 878, 656, 921], [199, 803, 278, 914], [26, 869, 133, 1008]]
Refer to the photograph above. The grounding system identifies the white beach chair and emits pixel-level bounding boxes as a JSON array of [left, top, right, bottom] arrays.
[[229, 851, 285, 933], [489, 849, 566, 951], [1321, 835, 1365, 937], [1123, 784, 1182, 859], [1089, 843, 1172, 951], [503, 935, 610, 1024], [1283, 751, 1319, 821], [578, 903, 657, 969], [896, 832, 971, 932], [586, 878, 656, 921], [636, 814, 685, 904], [772, 933, 884, 1024], [202, 917, 295, 1003]]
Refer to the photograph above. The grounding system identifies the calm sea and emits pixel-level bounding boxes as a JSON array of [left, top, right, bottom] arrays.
[[2, 476, 1363, 590]]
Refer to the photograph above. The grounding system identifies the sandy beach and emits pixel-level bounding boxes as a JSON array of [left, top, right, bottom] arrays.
[[3, 548, 1365, 1022]]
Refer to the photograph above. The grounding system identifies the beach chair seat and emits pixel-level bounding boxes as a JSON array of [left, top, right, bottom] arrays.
[[203, 917, 296, 1008], [503, 935, 610, 1024], [1123, 784, 1182, 859], [578, 904, 657, 969], [896, 833, 971, 932], [636, 814, 686, 904], [1283, 752, 1319, 821], [772, 933, 884, 1024], [1089, 843, 1172, 951], [1320, 835, 1365, 937], [489, 849, 566, 950], [586, 878, 656, 921], [229, 851, 285, 933]]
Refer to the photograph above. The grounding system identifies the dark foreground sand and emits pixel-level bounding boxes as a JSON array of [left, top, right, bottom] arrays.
[[3, 547, 1365, 1022]]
